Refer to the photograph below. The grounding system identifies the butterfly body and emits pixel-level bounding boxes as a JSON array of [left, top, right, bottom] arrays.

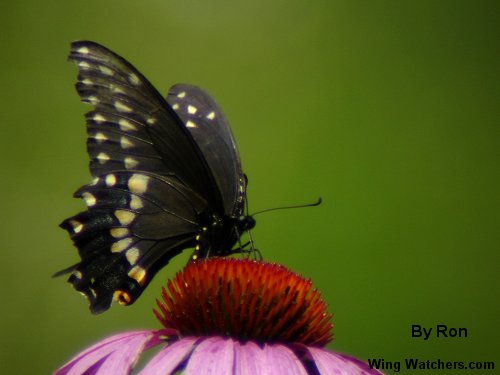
[[194, 211, 256, 259], [59, 41, 254, 314]]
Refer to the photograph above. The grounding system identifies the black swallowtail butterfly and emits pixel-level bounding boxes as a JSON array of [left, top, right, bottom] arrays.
[[58, 41, 255, 314]]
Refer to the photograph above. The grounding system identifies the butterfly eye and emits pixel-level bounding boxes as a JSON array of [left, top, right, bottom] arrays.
[[238, 216, 256, 231], [246, 217, 256, 230]]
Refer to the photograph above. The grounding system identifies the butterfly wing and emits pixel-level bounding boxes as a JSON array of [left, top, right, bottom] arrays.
[[69, 41, 221, 206], [166, 84, 246, 218], [60, 41, 224, 313]]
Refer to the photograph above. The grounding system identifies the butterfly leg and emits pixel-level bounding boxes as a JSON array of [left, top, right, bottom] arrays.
[[232, 230, 262, 261], [233, 242, 262, 261]]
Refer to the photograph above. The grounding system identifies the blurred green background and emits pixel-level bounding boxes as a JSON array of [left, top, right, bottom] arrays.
[[1, 1, 498, 374]]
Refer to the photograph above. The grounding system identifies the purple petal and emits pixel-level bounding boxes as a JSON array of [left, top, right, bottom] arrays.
[[261, 344, 309, 375], [184, 337, 235, 375], [234, 341, 308, 375], [308, 347, 385, 375], [234, 341, 310, 375], [55, 330, 163, 375], [233, 341, 265, 375], [138, 337, 197, 375]]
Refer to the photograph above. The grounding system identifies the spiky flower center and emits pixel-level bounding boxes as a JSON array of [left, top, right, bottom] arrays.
[[154, 258, 333, 346]]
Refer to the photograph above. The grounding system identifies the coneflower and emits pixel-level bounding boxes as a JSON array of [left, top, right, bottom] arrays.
[[56, 258, 382, 374]]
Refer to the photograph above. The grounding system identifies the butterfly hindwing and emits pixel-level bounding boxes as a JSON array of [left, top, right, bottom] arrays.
[[60, 171, 203, 313]]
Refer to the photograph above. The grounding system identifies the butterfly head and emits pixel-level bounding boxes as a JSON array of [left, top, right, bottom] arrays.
[[237, 214, 256, 232]]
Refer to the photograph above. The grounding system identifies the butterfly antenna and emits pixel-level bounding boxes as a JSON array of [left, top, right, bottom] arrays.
[[251, 197, 322, 216]]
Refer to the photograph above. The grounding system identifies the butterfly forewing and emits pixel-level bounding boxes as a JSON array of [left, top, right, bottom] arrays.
[[60, 42, 207, 313], [69, 41, 222, 207], [59, 41, 253, 314]]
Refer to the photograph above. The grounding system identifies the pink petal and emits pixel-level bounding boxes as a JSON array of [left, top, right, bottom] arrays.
[[234, 341, 309, 375], [138, 337, 198, 375], [184, 337, 235, 375], [233, 341, 266, 375], [308, 347, 385, 375], [234, 341, 310, 375], [261, 344, 308, 375], [55, 330, 163, 375]]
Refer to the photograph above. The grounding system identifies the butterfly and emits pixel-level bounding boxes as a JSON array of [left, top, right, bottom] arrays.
[[58, 41, 255, 314]]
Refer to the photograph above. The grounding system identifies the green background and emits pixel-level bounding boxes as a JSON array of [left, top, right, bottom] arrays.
[[1, 1, 498, 374]]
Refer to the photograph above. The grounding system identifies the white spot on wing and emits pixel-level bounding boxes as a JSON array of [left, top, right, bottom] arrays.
[[177, 91, 186, 98], [206, 111, 216, 120], [82, 192, 96, 207], [93, 113, 106, 123], [78, 61, 91, 69], [93, 132, 108, 143], [77, 46, 90, 54], [129, 73, 140, 85], [128, 266, 147, 286], [111, 84, 125, 94], [81, 78, 93, 85], [129, 195, 143, 210], [128, 174, 149, 194], [111, 237, 133, 253], [146, 117, 156, 125], [114, 101, 133, 113], [172, 103, 179, 110], [115, 210, 136, 226], [187, 105, 197, 114], [99, 65, 113, 76], [119, 119, 137, 131], [105, 174, 116, 187], [110, 228, 130, 238], [87, 96, 99, 105], [124, 157, 139, 169], [69, 220, 83, 234], [120, 136, 134, 149], [90, 177, 99, 186], [97, 153, 110, 164], [126, 247, 140, 265], [186, 120, 197, 128]]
